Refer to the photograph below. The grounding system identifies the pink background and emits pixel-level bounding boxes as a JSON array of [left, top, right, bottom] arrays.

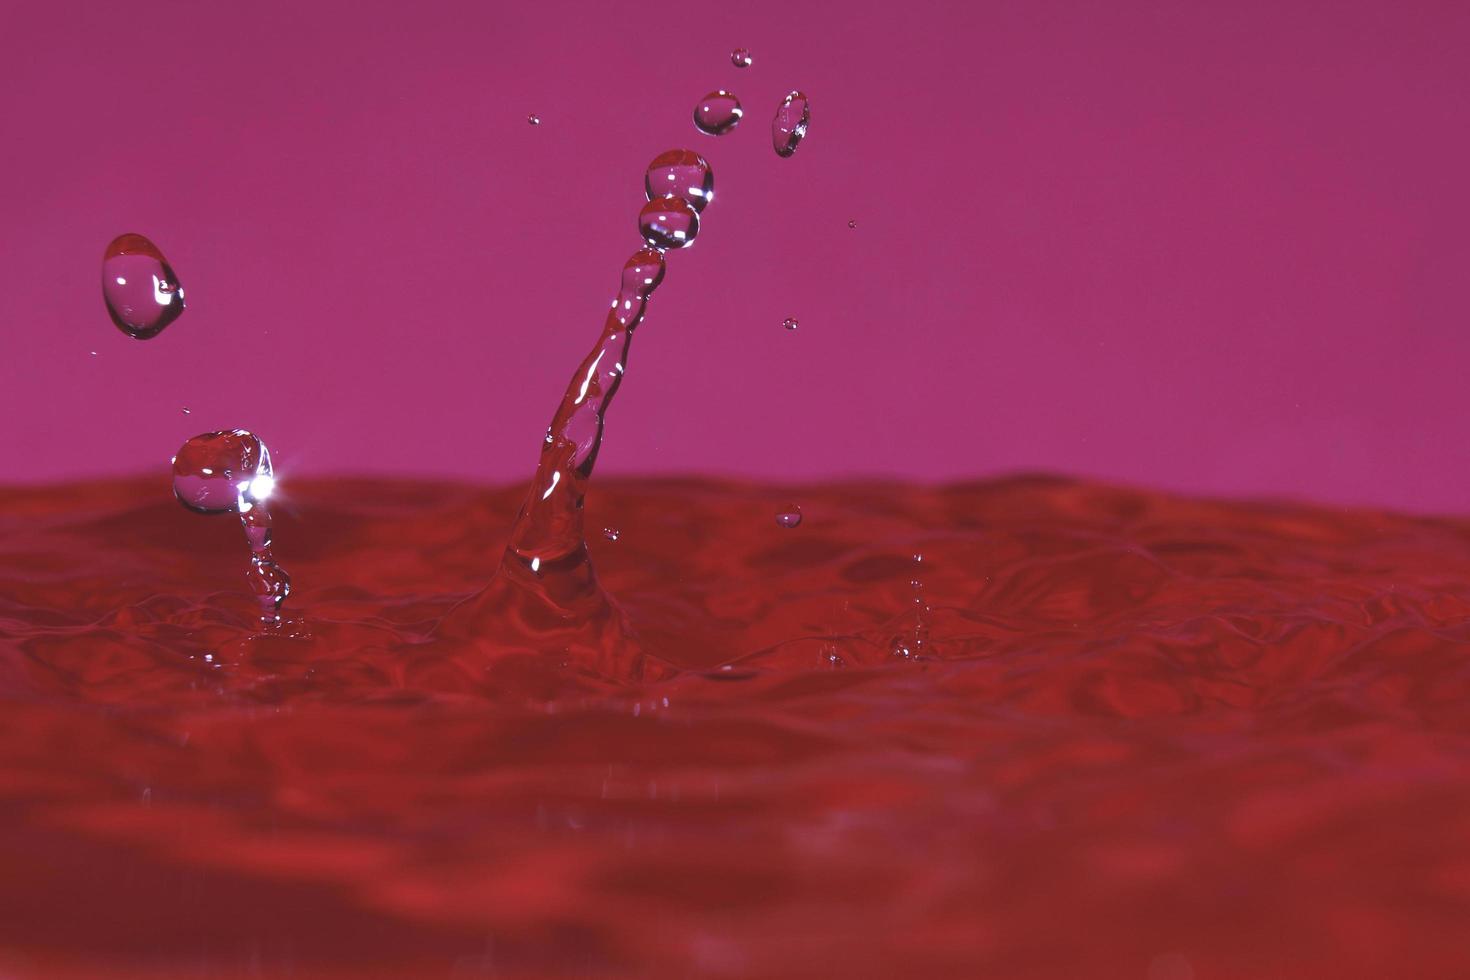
[[2, 1, 1467, 512]]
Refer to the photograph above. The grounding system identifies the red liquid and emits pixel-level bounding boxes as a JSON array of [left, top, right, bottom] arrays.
[[2, 475, 1467, 977]]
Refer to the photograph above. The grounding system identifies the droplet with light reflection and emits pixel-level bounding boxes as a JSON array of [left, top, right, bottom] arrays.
[[731, 48, 752, 68], [102, 234, 185, 339], [772, 90, 810, 158], [776, 505, 803, 529], [782, 317, 799, 331], [527, 113, 541, 126], [693, 90, 743, 136], [639, 197, 700, 250], [644, 149, 714, 212], [172, 429, 291, 621]]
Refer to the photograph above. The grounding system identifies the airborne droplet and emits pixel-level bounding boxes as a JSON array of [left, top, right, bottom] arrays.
[[102, 234, 185, 340], [730, 48, 752, 68], [776, 505, 803, 529], [693, 90, 743, 136], [772, 91, 810, 158], [638, 197, 700, 250], [644, 149, 714, 212]]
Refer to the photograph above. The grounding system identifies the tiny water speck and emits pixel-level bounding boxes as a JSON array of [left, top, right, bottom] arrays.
[[775, 506, 803, 528], [782, 317, 799, 331], [527, 114, 540, 126], [731, 48, 752, 68], [848, 219, 857, 229]]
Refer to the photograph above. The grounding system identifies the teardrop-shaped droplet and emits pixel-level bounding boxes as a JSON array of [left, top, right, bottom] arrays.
[[638, 197, 700, 250], [612, 247, 667, 328], [693, 90, 743, 136], [102, 234, 185, 340], [771, 90, 810, 158], [731, 48, 752, 68], [782, 317, 799, 331], [644, 149, 714, 212], [171, 429, 273, 514], [775, 505, 803, 528]]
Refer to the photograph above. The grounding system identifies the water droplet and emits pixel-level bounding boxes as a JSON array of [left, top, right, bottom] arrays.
[[782, 317, 799, 331], [89, 351, 98, 356], [102, 234, 185, 339], [730, 48, 752, 68], [181, 407, 191, 415], [848, 219, 857, 229], [772, 90, 810, 158], [639, 196, 700, 250], [603, 527, 620, 542], [693, 90, 743, 136], [775, 505, 803, 528], [527, 113, 540, 125], [644, 149, 714, 212], [172, 429, 290, 620], [172, 429, 273, 513]]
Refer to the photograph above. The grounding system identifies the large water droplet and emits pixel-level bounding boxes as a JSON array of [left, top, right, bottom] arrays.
[[730, 48, 752, 68], [772, 91, 810, 158], [776, 505, 803, 528], [639, 197, 700, 250], [172, 429, 273, 514], [693, 90, 743, 136], [644, 149, 714, 212], [102, 234, 185, 340]]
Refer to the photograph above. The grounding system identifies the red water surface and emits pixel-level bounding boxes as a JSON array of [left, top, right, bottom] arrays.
[[2, 475, 1469, 978]]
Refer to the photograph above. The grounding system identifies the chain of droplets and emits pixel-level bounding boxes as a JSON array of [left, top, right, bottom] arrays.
[[891, 553, 931, 660], [503, 150, 713, 574], [171, 429, 291, 624]]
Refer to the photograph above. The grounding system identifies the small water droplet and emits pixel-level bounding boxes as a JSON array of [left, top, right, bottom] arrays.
[[730, 48, 752, 68], [848, 219, 857, 229], [693, 90, 743, 136], [527, 113, 540, 125], [102, 234, 185, 339], [89, 350, 98, 356], [181, 407, 191, 415], [603, 527, 620, 542], [639, 196, 700, 250], [775, 505, 803, 528], [782, 317, 799, 331], [772, 90, 810, 158], [644, 149, 714, 212]]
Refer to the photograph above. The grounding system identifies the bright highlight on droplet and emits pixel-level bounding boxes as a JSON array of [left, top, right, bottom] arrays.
[[730, 48, 752, 68], [776, 505, 803, 528], [782, 317, 799, 331]]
